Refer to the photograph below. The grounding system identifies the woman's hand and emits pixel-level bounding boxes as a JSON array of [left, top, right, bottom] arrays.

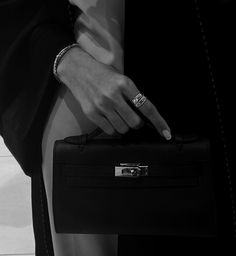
[[57, 46, 171, 140]]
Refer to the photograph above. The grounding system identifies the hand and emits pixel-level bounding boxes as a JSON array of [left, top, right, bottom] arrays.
[[57, 46, 171, 140]]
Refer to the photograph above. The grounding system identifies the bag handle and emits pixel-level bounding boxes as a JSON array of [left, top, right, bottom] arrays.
[[63, 121, 200, 145]]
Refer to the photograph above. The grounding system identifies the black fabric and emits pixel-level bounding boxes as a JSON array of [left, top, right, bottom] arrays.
[[118, 234, 236, 256], [0, 0, 75, 255], [118, 0, 236, 253], [0, 0, 75, 177], [31, 168, 54, 256], [124, 0, 214, 136]]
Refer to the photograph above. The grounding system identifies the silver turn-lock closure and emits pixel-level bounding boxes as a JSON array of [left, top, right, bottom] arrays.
[[115, 163, 149, 177]]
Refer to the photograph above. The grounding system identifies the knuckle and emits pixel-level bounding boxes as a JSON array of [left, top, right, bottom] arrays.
[[100, 120, 115, 135], [105, 75, 128, 101], [105, 128, 115, 135], [107, 86, 121, 100], [130, 116, 142, 129], [117, 125, 129, 134], [95, 99, 105, 110], [115, 75, 128, 88], [95, 95, 109, 110], [83, 105, 96, 118]]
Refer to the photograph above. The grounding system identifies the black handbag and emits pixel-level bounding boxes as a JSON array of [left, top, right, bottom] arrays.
[[52, 123, 219, 237]]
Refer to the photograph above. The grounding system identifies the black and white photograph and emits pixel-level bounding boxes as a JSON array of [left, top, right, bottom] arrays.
[[0, 0, 235, 255]]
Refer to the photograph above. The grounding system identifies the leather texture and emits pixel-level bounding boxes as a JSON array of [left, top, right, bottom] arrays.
[[52, 126, 218, 237]]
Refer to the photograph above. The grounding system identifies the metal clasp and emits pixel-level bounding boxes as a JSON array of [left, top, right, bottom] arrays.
[[115, 163, 148, 177]]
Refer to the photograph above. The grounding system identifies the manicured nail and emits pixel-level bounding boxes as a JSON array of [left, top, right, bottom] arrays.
[[162, 129, 172, 140]]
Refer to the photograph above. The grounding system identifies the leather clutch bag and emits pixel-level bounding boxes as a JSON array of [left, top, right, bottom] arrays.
[[52, 124, 219, 237]]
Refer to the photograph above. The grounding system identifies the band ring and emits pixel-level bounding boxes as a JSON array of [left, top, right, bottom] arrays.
[[131, 93, 147, 108]]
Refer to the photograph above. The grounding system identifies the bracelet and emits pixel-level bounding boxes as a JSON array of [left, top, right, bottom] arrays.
[[53, 43, 80, 84]]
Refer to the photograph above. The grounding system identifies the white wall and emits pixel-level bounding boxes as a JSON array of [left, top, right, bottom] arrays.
[[0, 136, 35, 255]]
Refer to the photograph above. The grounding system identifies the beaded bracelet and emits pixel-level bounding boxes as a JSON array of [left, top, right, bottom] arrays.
[[53, 43, 80, 84]]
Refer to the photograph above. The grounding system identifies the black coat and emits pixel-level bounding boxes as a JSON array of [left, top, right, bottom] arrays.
[[0, 0, 235, 255], [0, 0, 74, 255], [120, 1, 236, 253], [0, 0, 75, 177]]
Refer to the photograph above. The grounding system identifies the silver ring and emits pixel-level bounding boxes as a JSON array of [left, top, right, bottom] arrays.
[[131, 93, 147, 108]]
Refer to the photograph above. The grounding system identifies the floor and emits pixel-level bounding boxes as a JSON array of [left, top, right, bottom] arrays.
[[0, 136, 35, 256]]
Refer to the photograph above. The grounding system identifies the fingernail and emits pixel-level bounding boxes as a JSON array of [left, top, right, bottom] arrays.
[[162, 129, 172, 140]]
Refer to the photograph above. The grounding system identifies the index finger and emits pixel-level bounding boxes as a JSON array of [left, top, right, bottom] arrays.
[[139, 99, 171, 139], [122, 78, 172, 140]]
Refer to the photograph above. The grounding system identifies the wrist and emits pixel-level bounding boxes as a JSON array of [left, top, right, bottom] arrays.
[[56, 46, 103, 87], [53, 43, 81, 85]]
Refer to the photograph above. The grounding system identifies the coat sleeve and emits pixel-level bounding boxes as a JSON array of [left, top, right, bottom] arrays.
[[0, 0, 76, 176]]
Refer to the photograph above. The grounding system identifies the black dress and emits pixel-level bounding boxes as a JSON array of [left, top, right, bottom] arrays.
[[118, 0, 236, 254]]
